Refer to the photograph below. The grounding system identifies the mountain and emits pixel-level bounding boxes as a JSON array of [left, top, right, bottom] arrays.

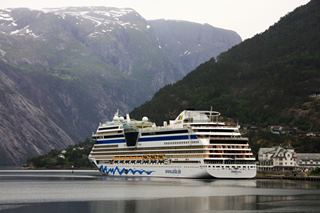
[[0, 63, 74, 165], [131, 0, 320, 131], [148, 19, 241, 75], [0, 7, 241, 165]]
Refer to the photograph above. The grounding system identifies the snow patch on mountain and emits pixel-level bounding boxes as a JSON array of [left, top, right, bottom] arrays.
[[180, 50, 191, 56], [10, 25, 39, 38], [48, 7, 139, 30], [0, 10, 14, 23], [0, 48, 6, 57]]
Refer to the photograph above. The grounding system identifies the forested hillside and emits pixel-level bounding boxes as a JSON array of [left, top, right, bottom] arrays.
[[132, 0, 320, 132]]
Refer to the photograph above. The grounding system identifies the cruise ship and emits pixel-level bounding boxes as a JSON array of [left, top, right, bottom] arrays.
[[89, 110, 256, 178]]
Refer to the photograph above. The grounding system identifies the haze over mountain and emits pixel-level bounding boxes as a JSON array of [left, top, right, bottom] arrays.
[[132, 0, 320, 131], [0, 7, 241, 165]]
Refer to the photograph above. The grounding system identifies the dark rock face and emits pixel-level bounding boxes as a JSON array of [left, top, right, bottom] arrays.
[[0, 7, 241, 165], [0, 64, 74, 165]]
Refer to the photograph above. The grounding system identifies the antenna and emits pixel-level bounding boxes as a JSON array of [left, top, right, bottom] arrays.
[[210, 106, 213, 122]]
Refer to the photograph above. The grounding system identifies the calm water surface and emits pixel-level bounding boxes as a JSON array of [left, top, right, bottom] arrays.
[[0, 170, 320, 212]]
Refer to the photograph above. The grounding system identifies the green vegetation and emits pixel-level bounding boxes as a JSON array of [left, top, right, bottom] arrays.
[[131, 0, 320, 154], [132, 0, 320, 132], [309, 167, 320, 176], [248, 130, 320, 156], [26, 138, 94, 169]]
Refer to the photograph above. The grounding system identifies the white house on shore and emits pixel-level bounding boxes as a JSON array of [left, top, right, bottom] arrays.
[[297, 153, 320, 168], [258, 146, 320, 172], [258, 146, 297, 171]]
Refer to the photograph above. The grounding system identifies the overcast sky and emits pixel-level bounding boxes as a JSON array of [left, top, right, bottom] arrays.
[[0, 0, 309, 39]]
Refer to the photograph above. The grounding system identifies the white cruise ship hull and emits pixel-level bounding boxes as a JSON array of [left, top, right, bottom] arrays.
[[95, 162, 256, 179], [89, 110, 257, 179]]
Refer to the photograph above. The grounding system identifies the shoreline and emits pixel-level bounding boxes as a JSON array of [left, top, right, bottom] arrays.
[[256, 174, 320, 181], [1, 169, 320, 181]]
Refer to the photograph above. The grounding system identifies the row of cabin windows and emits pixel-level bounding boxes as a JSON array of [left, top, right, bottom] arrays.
[[166, 155, 207, 158], [209, 155, 253, 158], [210, 140, 248, 144], [98, 160, 165, 164], [91, 149, 251, 156], [92, 145, 249, 152], [204, 160, 256, 164], [93, 145, 205, 152], [190, 124, 225, 127], [163, 141, 199, 145], [98, 126, 120, 131], [115, 160, 166, 164], [196, 129, 236, 133], [171, 160, 200, 164], [91, 150, 207, 155], [210, 145, 249, 149], [93, 134, 124, 140], [94, 154, 208, 160], [97, 129, 188, 136], [209, 150, 252, 154], [94, 158, 256, 164], [141, 129, 188, 136], [94, 130, 190, 139], [207, 165, 256, 169], [94, 130, 123, 138], [93, 144, 118, 148], [98, 160, 200, 165]]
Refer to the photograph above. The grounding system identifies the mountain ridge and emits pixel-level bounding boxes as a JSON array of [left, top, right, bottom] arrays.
[[131, 0, 320, 131], [0, 6, 241, 165]]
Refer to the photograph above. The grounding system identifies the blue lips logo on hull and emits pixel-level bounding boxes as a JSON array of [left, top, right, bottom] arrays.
[[99, 165, 154, 176]]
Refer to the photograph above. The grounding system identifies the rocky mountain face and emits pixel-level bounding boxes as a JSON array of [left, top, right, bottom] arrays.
[[132, 0, 320, 131], [0, 7, 241, 165], [149, 19, 240, 75], [0, 64, 74, 165]]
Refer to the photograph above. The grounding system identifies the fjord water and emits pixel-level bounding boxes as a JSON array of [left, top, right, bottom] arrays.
[[0, 171, 320, 212]]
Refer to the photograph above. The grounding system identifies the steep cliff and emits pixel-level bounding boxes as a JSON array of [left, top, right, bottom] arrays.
[[0, 7, 241, 165]]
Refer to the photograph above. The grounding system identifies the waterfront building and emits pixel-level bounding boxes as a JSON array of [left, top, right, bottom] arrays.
[[257, 146, 297, 171], [297, 153, 320, 169]]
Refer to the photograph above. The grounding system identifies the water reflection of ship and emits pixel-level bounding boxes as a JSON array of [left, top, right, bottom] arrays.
[[89, 195, 259, 213], [98, 176, 257, 189]]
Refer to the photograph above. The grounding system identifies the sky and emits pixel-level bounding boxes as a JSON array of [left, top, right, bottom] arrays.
[[0, 0, 310, 39]]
